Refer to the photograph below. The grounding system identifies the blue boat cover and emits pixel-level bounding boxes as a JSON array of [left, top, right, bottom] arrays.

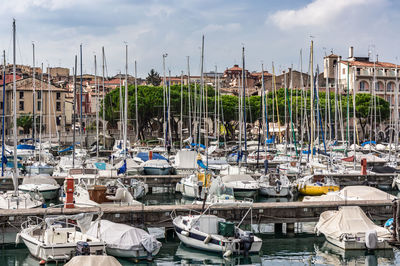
[[136, 152, 167, 162], [197, 159, 208, 170], [361, 141, 376, 147], [94, 162, 106, 170], [190, 143, 206, 149], [118, 160, 127, 174], [16, 144, 35, 150], [265, 136, 275, 144], [58, 146, 73, 153]]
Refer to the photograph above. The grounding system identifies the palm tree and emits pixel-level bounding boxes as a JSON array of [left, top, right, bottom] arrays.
[[17, 113, 33, 134], [146, 69, 162, 86]]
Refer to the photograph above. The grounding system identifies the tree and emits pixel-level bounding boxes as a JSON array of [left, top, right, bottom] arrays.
[[146, 69, 162, 86], [17, 113, 33, 134]]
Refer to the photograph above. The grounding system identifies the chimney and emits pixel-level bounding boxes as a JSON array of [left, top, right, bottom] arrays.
[[349, 46, 354, 58]]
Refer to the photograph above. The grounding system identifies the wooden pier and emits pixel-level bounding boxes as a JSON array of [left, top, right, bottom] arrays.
[[0, 200, 392, 229], [0, 172, 396, 191]]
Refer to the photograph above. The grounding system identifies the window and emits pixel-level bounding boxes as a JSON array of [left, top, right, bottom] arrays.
[[56, 92, 61, 100], [19, 101, 24, 111], [56, 116, 60, 126], [0, 102, 3, 110], [56, 101, 61, 111], [359, 81, 368, 91], [19, 91, 24, 99], [37, 91, 41, 99], [37, 101, 41, 111], [387, 83, 394, 92]]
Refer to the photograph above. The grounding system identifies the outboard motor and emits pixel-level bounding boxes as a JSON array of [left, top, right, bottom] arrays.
[[240, 231, 254, 256], [76, 241, 90, 256], [365, 230, 378, 250], [275, 179, 282, 193]]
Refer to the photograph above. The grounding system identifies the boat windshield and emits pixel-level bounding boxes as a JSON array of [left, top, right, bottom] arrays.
[[217, 186, 234, 196]]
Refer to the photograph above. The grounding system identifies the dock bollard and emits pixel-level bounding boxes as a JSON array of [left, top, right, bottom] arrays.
[[361, 158, 367, 175], [65, 176, 75, 209]]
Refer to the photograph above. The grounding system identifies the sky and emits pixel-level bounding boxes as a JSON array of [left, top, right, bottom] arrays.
[[0, 0, 399, 78]]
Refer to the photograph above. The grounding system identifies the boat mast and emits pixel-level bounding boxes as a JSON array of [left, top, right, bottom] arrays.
[[119, 72, 122, 141], [187, 56, 192, 139], [47, 65, 51, 144], [352, 67, 357, 169], [395, 63, 399, 155], [1, 50, 5, 176], [162, 54, 167, 148], [94, 55, 99, 158], [102, 47, 106, 148], [242, 46, 247, 162], [79, 44, 83, 148], [310, 40, 315, 161], [32, 43, 36, 145], [72, 56, 77, 168], [134, 60, 139, 141], [12, 19, 18, 193], [39, 63, 43, 163], [180, 71, 183, 150], [124, 44, 128, 159]]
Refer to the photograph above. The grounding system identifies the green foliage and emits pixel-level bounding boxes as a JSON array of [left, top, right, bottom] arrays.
[[102, 85, 390, 140], [17, 113, 33, 134]]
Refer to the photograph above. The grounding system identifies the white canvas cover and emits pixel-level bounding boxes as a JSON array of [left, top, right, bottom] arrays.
[[86, 220, 162, 253], [142, 159, 171, 169], [222, 174, 255, 183], [303, 186, 396, 202], [115, 158, 138, 169], [22, 176, 58, 186], [339, 186, 396, 201], [65, 255, 121, 266], [175, 150, 197, 168], [315, 206, 391, 240]]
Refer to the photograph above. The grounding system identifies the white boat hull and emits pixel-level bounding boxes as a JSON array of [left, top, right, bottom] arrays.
[[106, 246, 161, 259], [21, 233, 105, 261], [19, 188, 59, 200], [326, 235, 391, 250], [259, 186, 290, 197]]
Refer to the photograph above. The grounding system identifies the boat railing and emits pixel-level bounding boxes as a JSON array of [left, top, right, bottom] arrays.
[[21, 216, 44, 230]]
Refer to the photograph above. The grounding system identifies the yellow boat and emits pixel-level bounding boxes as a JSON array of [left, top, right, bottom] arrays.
[[298, 185, 339, 196]]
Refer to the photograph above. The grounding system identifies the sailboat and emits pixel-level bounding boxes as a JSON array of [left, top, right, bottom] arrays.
[[0, 19, 43, 209]]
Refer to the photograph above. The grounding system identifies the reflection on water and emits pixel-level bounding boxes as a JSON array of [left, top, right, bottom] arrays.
[[2, 233, 400, 265]]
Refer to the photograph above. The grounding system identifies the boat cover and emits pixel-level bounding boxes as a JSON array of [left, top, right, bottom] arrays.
[[86, 220, 162, 253], [65, 255, 121, 266], [304, 186, 396, 202], [22, 176, 58, 186], [371, 166, 398, 174], [221, 174, 255, 183], [115, 158, 139, 169], [315, 206, 391, 239], [136, 152, 167, 162], [175, 150, 197, 168], [142, 159, 171, 168]]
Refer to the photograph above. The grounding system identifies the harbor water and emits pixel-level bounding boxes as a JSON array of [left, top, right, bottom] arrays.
[[1, 191, 400, 265]]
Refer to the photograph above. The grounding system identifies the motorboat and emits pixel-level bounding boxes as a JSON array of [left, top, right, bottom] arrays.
[[17, 209, 106, 262], [26, 162, 54, 176], [141, 159, 174, 175], [221, 174, 259, 198], [65, 255, 121, 266], [172, 205, 262, 257], [315, 206, 392, 250], [303, 186, 396, 202], [18, 175, 60, 200], [64, 180, 142, 207], [0, 190, 43, 209], [86, 220, 162, 260], [258, 173, 292, 197], [295, 174, 339, 196], [175, 172, 211, 199]]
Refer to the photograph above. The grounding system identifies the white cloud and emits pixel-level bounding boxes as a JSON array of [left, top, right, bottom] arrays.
[[268, 0, 380, 30], [202, 23, 241, 33]]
